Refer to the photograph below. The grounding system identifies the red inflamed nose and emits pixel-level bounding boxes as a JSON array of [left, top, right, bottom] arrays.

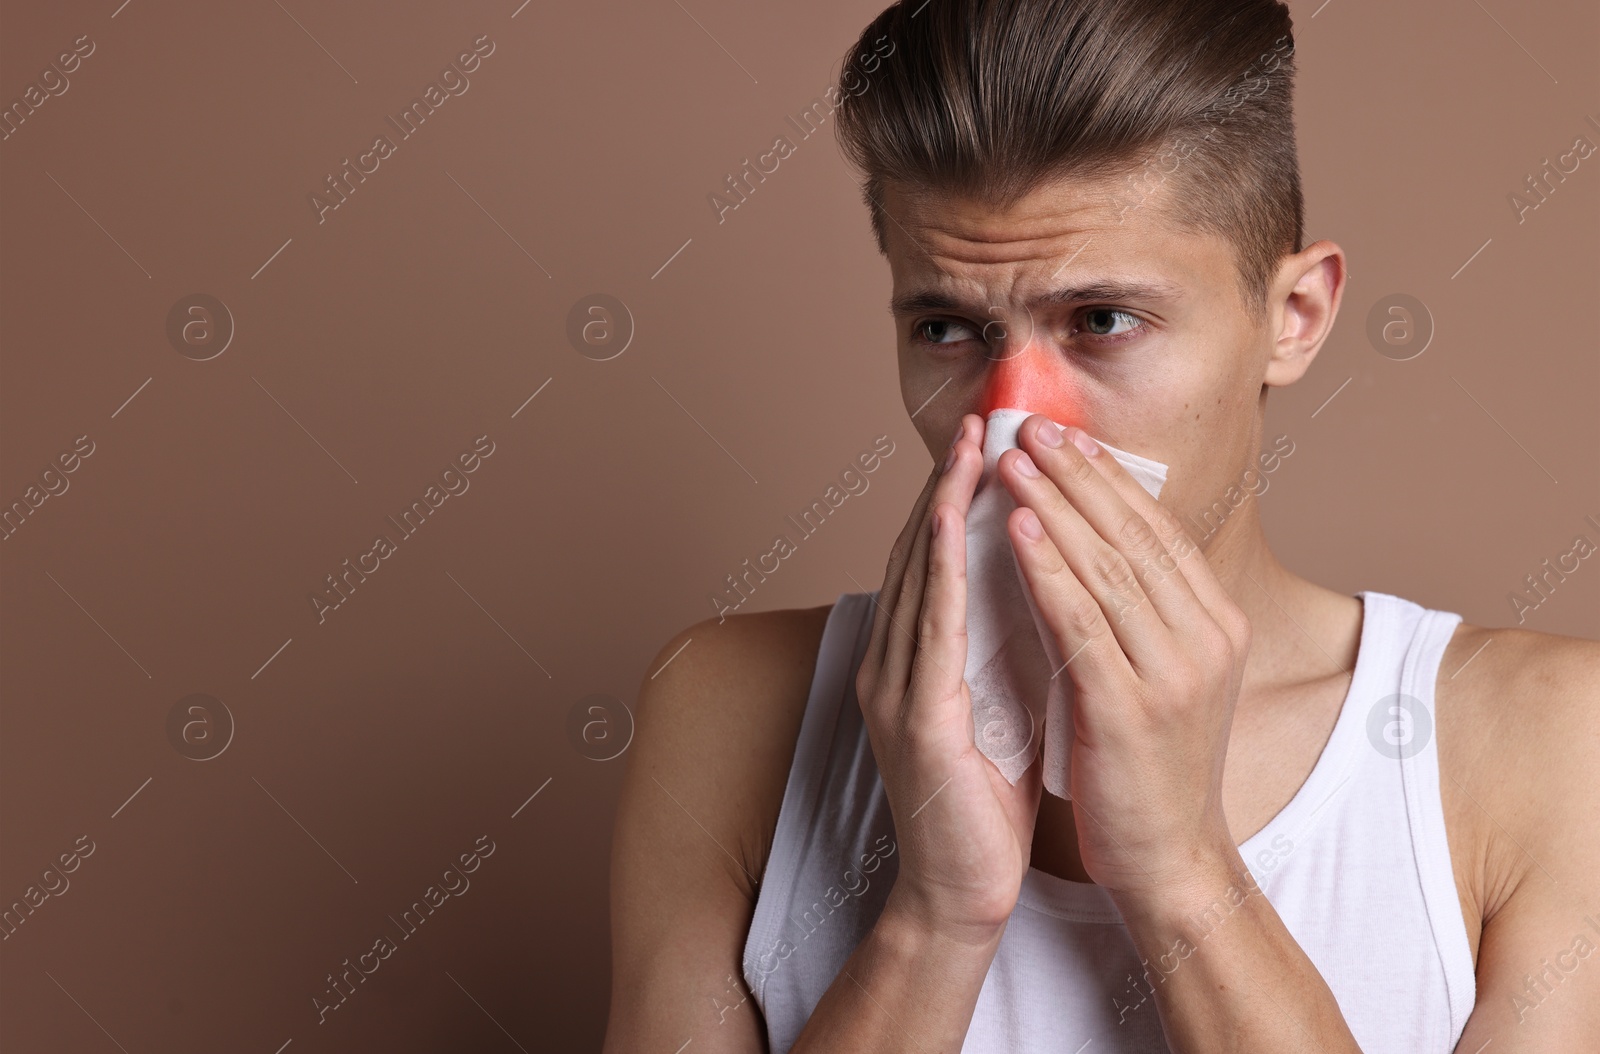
[[977, 333, 1085, 427]]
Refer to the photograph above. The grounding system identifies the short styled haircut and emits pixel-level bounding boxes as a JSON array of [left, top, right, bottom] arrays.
[[832, 0, 1304, 321]]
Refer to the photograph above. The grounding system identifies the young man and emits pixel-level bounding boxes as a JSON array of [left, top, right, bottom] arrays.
[[604, 1, 1600, 1051]]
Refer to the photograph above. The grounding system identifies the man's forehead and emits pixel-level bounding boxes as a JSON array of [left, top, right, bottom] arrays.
[[881, 177, 1222, 312], [883, 168, 1192, 238]]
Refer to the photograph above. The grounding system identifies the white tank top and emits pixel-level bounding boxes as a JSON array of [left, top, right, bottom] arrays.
[[742, 589, 1476, 1052]]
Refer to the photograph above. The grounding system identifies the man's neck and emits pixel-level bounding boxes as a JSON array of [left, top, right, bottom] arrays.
[[1191, 504, 1362, 710]]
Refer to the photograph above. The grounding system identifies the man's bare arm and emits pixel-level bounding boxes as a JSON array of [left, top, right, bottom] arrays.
[[783, 889, 1008, 1051], [1447, 632, 1600, 1054], [1109, 849, 1365, 1052], [602, 606, 828, 1054]]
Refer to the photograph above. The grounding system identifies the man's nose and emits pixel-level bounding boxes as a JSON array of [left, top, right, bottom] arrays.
[[978, 330, 1080, 422]]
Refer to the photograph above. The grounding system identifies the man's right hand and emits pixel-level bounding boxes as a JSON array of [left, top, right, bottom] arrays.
[[855, 412, 1045, 949]]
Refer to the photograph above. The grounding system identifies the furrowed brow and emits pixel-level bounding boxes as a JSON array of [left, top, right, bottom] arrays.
[[888, 279, 1184, 317]]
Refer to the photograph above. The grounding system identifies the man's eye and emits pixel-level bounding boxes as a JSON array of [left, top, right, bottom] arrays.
[[1081, 308, 1143, 338], [913, 319, 981, 345]]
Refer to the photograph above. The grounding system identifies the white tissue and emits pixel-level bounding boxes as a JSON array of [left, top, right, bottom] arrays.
[[964, 408, 1169, 800]]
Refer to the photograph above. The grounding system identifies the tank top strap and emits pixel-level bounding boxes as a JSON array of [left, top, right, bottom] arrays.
[[1391, 596, 1475, 1040], [742, 591, 888, 1016]]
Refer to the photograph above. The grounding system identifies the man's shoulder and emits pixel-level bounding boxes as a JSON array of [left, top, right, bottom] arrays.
[[625, 601, 838, 893], [1438, 619, 1599, 904], [1439, 620, 1600, 751], [649, 602, 837, 698], [638, 603, 839, 753]]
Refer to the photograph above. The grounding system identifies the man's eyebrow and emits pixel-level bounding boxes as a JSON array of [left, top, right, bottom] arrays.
[[888, 279, 1185, 316]]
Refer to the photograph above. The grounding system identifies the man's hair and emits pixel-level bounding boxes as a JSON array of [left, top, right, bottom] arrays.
[[833, 0, 1303, 321]]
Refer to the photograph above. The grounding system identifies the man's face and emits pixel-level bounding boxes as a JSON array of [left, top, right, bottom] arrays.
[[883, 171, 1309, 534]]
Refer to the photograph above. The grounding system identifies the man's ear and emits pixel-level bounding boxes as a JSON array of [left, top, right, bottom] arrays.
[[1263, 240, 1346, 389]]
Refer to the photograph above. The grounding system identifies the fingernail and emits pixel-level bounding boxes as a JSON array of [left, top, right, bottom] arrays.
[[1070, 427, 1100, 457], [930, 508, 942, 538], [950, 422, 965, 447], [1035, 420, 1064, 448], [1013, 451, 1040, 478], [942, 445, 958, 473], [1018, 509, 1043, 540]]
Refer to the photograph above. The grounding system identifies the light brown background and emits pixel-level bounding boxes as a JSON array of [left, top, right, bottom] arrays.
[[1, 0, 1595, 1050]]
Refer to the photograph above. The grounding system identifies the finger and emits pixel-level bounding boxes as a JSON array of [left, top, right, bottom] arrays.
[[880, 415, 985, 703], [1005, 504, 1134, 704], [998, 441, 1174, 669], [862, 415, 975, 701], [904, 499, 970, 729], [860, 458, 941, 700], [891, 417, 982, 636]]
